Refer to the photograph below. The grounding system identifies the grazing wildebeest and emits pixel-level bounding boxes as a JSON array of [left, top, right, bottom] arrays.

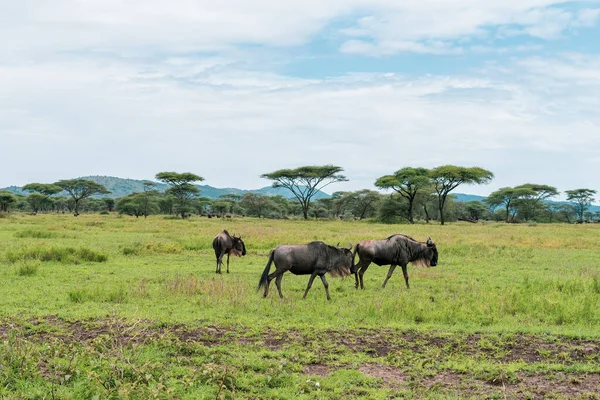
[[212, 230, 247, 274], [352, 235, 438, 290], [258, 241, 354, 300]]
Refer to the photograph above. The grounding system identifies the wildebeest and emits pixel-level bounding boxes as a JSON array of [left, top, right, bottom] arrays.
[[352, 235, 438, 290], [212, 230, 247, 274], [257, 241, 354, 300]]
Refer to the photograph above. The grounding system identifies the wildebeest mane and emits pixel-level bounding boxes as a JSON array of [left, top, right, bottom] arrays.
[[307, 241, 352, 278], [387, 233, 417, 242], [390, 235, 432, 267]]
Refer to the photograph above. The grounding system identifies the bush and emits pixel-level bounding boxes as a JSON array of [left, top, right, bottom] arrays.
[[16, 261, 40, 276], [6, 246, 108, 264], [14, 229, 58, 239]]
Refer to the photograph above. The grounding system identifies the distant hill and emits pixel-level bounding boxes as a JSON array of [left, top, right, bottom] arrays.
[[1, 176, 332, 201], [451, 193, 486, 203]]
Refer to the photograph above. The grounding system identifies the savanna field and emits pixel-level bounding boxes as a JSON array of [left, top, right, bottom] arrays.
[[1, 213, 599, 399]]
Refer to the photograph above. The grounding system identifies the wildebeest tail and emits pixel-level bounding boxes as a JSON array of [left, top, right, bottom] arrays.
[[350, 243, 360, 275], [212, 237, 221, 259], [257, 250, 275, 291]]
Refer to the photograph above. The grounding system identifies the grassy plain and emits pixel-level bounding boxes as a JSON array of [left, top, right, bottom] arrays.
[[1, 213, 599, 399]]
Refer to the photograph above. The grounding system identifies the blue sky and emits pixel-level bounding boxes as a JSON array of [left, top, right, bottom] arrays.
[[1, 0, 600, 199]]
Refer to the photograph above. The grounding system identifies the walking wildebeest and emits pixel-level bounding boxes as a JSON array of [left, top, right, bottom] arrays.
[[257, 241, 354, 300], [212, 230, 247, 274], [352, 234, 438, 290]]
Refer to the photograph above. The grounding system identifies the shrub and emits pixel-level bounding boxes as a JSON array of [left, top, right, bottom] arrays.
[[14, 229, 57, 239], [16, 260, 40, 276], [6, 246, 108, 264]]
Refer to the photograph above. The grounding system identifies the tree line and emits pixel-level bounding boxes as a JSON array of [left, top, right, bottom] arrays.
[[0, 166, 597, 224]]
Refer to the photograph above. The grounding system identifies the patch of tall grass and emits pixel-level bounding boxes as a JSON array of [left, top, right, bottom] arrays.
[[68, 286, 128, 304], [14, 229, 59, 239], [5, 246, 108, 264]]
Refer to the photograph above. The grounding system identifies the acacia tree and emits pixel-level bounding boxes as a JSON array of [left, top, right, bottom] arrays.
[[54, 179, 110, 216], [22, 183, 63, 214], [348, 190, 381, 220], [155, 172, 204, 218], [261, 165, 347, 220], [430, 165, 494, 225], [240, 193, 279, 218], [116, 193, 159, 218], [375, 167, 430, 224], [565, 189, 597, 222], [0, 191, 17, 212], [486, 186, 535, 223], [513, 184, 558, 221]]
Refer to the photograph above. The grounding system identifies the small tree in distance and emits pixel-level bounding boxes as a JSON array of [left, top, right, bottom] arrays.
[[375, 167, 430, 224], [486, 186, 535, 223], [22, 183, 63, 214], [565, 189, 597, 222], [54, 179, 110, 216], [261, 165, 348, 220], [155, 172, 203, 218], [430, 165, 494, 225]]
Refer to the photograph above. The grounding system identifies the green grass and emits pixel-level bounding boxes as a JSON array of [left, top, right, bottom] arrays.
[[1, 214, 599, 399]]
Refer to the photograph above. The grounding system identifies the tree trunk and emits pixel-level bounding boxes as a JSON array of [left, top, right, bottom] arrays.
[[423, 204, 430, 224], [438, 195, 446, 225], [407, 198, 414, 224]]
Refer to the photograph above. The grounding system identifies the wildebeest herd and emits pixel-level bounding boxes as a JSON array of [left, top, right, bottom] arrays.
[[213, 229, 439, 300]]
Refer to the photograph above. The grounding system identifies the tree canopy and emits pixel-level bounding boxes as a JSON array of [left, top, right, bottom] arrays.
[[375, 167, 430, 224], [22, 183, 63, 196], [54, 179, 110, 216], [261, 165, 347, 219], [566, 188, 597, 221], [512, 184, 559, 221], [486, 186, 535, 223], [430, 165, 494, 225], [155, 172, 204, 218]]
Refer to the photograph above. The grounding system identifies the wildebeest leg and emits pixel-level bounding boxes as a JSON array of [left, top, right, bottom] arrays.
[[402, 265, 409, 289], [353, 259, 371, 289], [263, 272, 279, 297], [358, 262, 371, 290], [275, 274, 284, 299], [302, 272, 318, 299], [382, 264, 397, 288], [216, 253, 223, 274], [226, 253, 230, 273], [320, 274, 331, 301]]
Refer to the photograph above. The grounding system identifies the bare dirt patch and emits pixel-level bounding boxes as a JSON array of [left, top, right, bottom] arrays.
[[359, 363, 408, 386], [303, 364, 331, 376]]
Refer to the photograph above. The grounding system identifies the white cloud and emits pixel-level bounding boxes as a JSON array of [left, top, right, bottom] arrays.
[[1, 1, 599, 195], [2, 0, 598, 58], [1, 53, 599, 194]]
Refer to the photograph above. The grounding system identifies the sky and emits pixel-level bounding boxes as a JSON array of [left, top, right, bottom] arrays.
[[1, 1, 600, 198]]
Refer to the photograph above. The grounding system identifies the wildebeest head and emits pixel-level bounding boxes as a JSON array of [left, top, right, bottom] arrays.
[[329, 242, 354, 277], [426, 236, 438, 267], [230, 234, 247, 257]]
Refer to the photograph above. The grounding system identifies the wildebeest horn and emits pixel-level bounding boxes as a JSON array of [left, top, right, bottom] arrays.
[[336, 242, 340, 247], [346, 242, 353, 250]]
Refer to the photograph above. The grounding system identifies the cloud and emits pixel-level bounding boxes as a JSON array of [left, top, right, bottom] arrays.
[[1, 51, 599, 195], [2, 0, 598, 58], [1, 1, 599, 196]]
